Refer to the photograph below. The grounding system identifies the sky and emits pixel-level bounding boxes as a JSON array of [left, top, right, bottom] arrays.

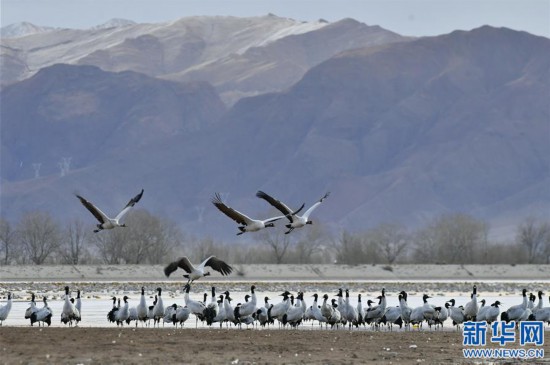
[[1, 0, 549, 38]]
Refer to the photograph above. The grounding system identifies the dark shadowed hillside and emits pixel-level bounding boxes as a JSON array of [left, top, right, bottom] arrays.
[[0, 64, 226, 181]]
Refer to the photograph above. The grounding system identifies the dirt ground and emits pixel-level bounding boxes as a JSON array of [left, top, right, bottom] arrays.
[[1, 327, 548, 365]]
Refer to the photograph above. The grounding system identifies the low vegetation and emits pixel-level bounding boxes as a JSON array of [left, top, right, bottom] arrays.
[[0, 210, 548, 265]]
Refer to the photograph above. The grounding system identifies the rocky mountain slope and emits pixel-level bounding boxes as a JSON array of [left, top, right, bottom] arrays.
[[1, 24, 548, 241], [1, 16, 405, 103]]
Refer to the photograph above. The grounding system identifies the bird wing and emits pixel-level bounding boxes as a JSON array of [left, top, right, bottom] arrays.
[[255, 190, 295, 221], [262, 215, 286, 224], [164, 256, 195, 277], [75, 194, 109, 224], [288, 203, 305, 218], [203, 256, 233, 276], [302, 192, 330, 219], [115, 189, 144, 221], [260, 203, 305, 225], [211, 193, 253, 225]]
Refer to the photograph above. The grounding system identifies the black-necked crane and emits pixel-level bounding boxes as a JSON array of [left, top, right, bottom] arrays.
[[76, 189, 143, 232], [268, 291, 292, 325], [282, 292, 305, 328], [30, 297, 52, 327], [183, 284, 207, 328], [212, 295, 226, 327], [486, 301, 502, 323], [61, 286, 79, 326], [107, 297, 118, 323], [320, 294, 334, 321], [75, 290, 82, 325], [164, 255, 233, 283], [255, 191, 328, 234], [434, 302, 450, 329], [152, 288, 164, 327], [328, 299, 342, 329], [25, 293, 38, 324], [204, 287, 219, 326], [311, 294, 328, 328], [380, 294, 404, 331], [174, 305, 191, 328], [222, 291, 235, 327], [212, 193, 298, 235], [0, 293, 12, 326], [136, 287, 148, 325], [410, 294, 435, 329], [534, 291, 545, 313], [236, 285, 257, 321], [501, 289, 528, 323], [476, 299, 488, 321], [399, 291, 412, 330], [447, 299, 466, 330], [365, 288, 387, 327], [464, 285, 479, 321], [115, 296, 130, 326]]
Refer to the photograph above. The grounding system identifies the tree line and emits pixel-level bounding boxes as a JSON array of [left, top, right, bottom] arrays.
[[0, 209, 548, 265]]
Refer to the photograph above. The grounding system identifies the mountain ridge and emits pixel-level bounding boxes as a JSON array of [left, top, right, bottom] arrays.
[[1, 16, 406, 104]]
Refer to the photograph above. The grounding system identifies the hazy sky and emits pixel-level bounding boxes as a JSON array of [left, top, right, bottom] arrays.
[[1, 0, 549, 38]]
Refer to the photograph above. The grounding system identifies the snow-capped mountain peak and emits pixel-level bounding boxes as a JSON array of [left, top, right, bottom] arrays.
[[0, 21, 55, 38]]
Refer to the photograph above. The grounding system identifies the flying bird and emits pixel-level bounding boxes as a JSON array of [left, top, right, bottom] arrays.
[[164, 256, 233, 283], [255, 191, 329, 234], [212, 192, 302, 235], [76, 189, 144, 232]]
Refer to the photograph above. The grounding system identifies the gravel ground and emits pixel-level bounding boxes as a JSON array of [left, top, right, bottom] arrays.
[[4, 327, 548, 364]]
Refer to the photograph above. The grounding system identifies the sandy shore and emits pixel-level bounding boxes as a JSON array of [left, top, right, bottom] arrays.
[[1, 264, 549, 282]]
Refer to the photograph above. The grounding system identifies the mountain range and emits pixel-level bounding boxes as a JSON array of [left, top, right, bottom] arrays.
[[1, 17, 549, 241], [1, 16, 405, 105]]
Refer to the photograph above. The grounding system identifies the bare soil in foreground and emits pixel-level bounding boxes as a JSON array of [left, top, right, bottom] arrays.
[[1, 327, 548, 364]]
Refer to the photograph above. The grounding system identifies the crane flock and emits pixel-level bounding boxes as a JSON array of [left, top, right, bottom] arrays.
[[2, 285, 548, 330], [75, 188, 330, 235], [106, 285, 550, 330]]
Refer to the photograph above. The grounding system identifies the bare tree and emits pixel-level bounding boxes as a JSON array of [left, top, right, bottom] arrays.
[[544, 240, 550, 265], [126, 210, 183, 264], [517, 217, 550, 263], [92, 209, 183, 264], [258, 229, 292, 264], [92, 228, 127, 264], [333, 230, 367, 264], [189, 237, 214, 262], [230, 242, 269, 264], [17, 211, 61, 265], [59, 219, 89, 264], [412, 213, 488, 264], [188, 237, 226, 263], [484, 242, 527, 264], [0, 218, 17, 265], [412, 225, 439, 263], [294, 225, 330, 263], [368, 223, 409, 264], [123, 210, 157, 264]]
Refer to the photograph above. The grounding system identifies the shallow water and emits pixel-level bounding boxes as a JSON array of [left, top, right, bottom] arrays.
[[2, 282, 543, 328]]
